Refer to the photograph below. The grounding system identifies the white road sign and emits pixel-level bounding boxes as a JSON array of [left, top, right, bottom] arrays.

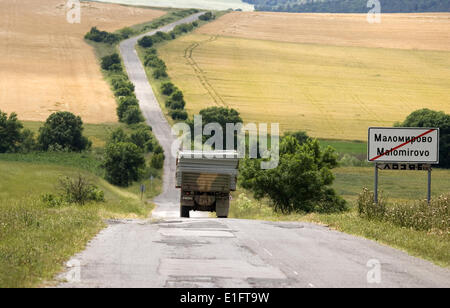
[[368, 127, 439, 164]]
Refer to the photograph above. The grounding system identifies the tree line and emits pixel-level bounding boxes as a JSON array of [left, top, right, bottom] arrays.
[[242, 0, 450, 13]]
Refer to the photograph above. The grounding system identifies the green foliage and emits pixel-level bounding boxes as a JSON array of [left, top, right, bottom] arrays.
[[239, 137, 346, 213], [357, 187, 387, 220], [119, 27, 134, 39], [161, 82, 176, 95], [358, 188, 449, 233], [129, 126, 154, 152], [122, 106, 145, 125], [85, 27, 120, 44], [199, 11, 215, 21], [117, 96, 139, 120], [150, 153, 164, 169], [114, 87, 133, 97], [152, 67, 168, 79], [57, 174, 105, 205], [0, 111, 24, 153], [283, 131, 310, 145], [395, 108, 450, 168], [101, 53, 121, 71], [38, 112, 91, 152], [169, 109, 188, 120], [138, 36, 154, 48], [103, 142, 146, 187]]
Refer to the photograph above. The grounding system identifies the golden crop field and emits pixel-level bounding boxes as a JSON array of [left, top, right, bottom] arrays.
[[158, 12, 450, 140], [0, 0, 164, 123]]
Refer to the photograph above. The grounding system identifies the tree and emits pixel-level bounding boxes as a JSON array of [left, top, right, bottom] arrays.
[[283, 131, 310, 145], [101, 53, 121, 71], [161, 82, 176, 95], [150, 153, 164, 169], [0, 111, 23, 153], [130, 126, 154, 152], [103, 142, 146, 186], [239, 137, 346, 213], [138, 36, 154, 48], [117, 96, 139, 121], [122, 106, 144, 125], [38, 112, 91, 152], [395, 108, 450, 168]]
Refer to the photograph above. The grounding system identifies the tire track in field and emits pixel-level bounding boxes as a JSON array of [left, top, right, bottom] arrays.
[[183, 35, 227, 107], [351, 94, 382, 123], [303, 90, 339, 134]]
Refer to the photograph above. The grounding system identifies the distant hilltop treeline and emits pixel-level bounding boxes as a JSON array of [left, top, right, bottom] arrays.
[[242, 0, 450, 13]]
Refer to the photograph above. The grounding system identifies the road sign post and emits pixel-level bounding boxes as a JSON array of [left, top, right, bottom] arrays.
[[368, 127, 439, 204]]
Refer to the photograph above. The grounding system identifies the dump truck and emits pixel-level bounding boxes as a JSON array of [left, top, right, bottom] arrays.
[[176, 150, 239, 218]]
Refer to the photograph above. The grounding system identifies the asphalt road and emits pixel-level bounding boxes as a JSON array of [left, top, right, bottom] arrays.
[[58, 14, 450, 288]]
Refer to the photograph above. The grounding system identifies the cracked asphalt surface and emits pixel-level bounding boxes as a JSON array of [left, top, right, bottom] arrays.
[[58, 14, 450, 288]]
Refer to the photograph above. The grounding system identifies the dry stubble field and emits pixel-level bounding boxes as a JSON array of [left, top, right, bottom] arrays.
[[159, 12, 450, 140], [0, 0, 164, 123]]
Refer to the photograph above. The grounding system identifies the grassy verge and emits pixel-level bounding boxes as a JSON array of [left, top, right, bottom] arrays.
[[229, 165, 450, 267], [0, 160, 161, 288]]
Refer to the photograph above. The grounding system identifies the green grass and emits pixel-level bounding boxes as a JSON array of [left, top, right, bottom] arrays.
[[333, 166, 450, 202], [0, 160, 159, 288], [320, 139, 366, 158]]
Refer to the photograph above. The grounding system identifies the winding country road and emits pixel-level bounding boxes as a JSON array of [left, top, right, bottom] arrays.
[[58, 14, 450, 288]]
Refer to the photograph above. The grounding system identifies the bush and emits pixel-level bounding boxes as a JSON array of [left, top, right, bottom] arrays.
[[150, 153, 164, 169], [395, 109, 450, 168], [130, 126, 154, 152], [19, 129, 37, 153], [122, 106, 144, 125], [357, 187, 387, 220], [103, 142, 146, 186], [101, 53, 121, 71], [166, 99, 185, 110], [170, 90, 184, 102], [357, 188, 449, 233], [0, 110, 24, 153], [138, 36, 154, 48], [199, 12, 214, 21], [170, 110, 188, 120], [85, 27, 120, 44], [117, 96, 139, 120], [239, 137, 346, 214], [119, 27, 134, 39], [161, 82, 176, 95], [153, 67, 168, 79], [114, 87, 133, 97], [38, 112, 91, 152], [57, 174, 105, 205]]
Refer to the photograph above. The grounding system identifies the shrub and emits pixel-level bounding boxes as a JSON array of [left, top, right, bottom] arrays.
[[357, 187, 387, 220], [119, 27, 134, 39], [85, 27, 120, 44], [153, 67, 168, 79], [239, 138, 346, 214], [101, 53, 121, 71], [117, 96, 139, 120], [114, 87, 133, 97], [19, 129, 37, 153], [109, 128, 129, 144], [150, 153, 164, 169], [122, 106, 144, 125], [130, 126, 154, 152], [112, 80, 134, 92], [103, 142, 146, 186], [138, 36, 154, 48], [170, 90, 184, 102], [0, 110, 24, 153], [161, 82, 176, 95], [38, 111, 91, 152], [57, 174, 105, 205], [199, 12, 214, 21], [167, 100, 185, 110], [170, 110, 188, 120], [395, 109, 450, 168]]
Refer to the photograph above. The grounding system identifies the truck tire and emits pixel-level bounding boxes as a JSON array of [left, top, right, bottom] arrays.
[[217, 216, 228, 218], [180, 206, 190, 218]]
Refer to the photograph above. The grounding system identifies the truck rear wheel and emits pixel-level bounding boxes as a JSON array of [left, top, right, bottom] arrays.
[[180, 206, 190, 218], [217, 216, 228, 218]]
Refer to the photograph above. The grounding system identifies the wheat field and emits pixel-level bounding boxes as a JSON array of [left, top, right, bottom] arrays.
[[158, 13, 450, 140]]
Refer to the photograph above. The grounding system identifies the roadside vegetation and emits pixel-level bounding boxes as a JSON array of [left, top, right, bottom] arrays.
[[135, 10, 225, 125]]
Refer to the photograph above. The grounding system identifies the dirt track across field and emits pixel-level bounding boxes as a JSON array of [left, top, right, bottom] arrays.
[[0, 0, 164, 123]]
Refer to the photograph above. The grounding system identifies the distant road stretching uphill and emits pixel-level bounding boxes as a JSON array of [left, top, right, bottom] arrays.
[[58, 14, 450, 288]]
